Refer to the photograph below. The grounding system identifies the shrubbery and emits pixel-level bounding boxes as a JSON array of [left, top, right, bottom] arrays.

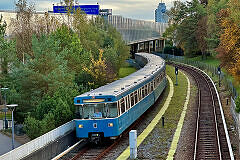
[[163, 46, 184, 56], [235, 96, 240, 113], [1, 0, 129, 139]]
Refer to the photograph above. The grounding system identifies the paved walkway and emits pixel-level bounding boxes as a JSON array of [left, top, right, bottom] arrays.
[[117, 75, 174, 160], [0, 120, 21, 156]]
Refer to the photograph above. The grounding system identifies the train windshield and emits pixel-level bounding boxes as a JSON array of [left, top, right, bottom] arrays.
[[76, 102, 118, 119]]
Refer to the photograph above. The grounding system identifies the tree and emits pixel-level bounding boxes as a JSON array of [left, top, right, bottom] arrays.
[[196, 16, 208, 59], [83, 49, 115, 87], [206, 0, 228, 55], [216, 8, 240, 81], [228, 0, 240, 26], [235, 96, 240, 113], [0, 15, 16, 79], [11, 34, 75, 122], [50, 25, 90, 74], [165, 0, 206, 56], [41, 112, 55, 134], [24, 116, 41, 139], [0, 14, 7, 37], [12, 0, 35, 60], [11, 0, 60, 63]]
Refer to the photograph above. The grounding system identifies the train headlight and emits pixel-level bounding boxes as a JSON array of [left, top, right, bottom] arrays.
[[78, 124, 83, 128], [108, 123, 113, 127]]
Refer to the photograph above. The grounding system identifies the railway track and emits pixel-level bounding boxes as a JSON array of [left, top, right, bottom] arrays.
[[59, 103, 148, 160], [170, 62, 233, 160]]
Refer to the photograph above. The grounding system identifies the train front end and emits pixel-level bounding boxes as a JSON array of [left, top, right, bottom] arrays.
[[74, 95, 119, 142]]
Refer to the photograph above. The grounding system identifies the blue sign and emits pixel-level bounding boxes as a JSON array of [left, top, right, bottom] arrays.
[[53, 5, 99, 15]]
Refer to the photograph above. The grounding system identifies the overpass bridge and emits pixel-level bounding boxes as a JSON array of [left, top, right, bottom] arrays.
[[0, 11, 168, 160], [107, 15, 168, 54]]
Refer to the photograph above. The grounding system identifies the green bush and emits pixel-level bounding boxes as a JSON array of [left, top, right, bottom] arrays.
[[235, 96, 240, 113], [163, 46, 184, 56]]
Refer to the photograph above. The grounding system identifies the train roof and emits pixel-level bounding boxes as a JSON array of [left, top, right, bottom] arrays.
[[75, 53, 165, 98]]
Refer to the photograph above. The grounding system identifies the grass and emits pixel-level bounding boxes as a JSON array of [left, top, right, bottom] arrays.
[[0, 112, 11, 119], [118, 66, 136, 78], [185, 55, 220, 67], [139, 65, 190, 159], [181, 55, 239, 96]]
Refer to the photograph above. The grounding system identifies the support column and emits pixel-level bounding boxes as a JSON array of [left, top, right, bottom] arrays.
[[163, 39, 166, 50], [160, 39, 164, 51], [134, 43, 138, 53], [148, 41, 151, 53], [130, 44, 135, 59], [153, 40, 156, 52]]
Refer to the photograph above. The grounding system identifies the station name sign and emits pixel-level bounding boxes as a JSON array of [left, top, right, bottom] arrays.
[[53, 5, 99, 15]]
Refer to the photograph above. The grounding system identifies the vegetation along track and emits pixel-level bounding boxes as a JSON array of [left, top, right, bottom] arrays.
[[169, 62, 232, 160]]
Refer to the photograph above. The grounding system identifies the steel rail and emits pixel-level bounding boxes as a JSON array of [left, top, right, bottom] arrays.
[[201, 74, 222, 160], [169, 63, 224, 159], [193, 89, 201, 160]]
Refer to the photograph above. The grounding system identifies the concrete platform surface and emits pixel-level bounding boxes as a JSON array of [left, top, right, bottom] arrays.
[[0, 120, 21, 156]]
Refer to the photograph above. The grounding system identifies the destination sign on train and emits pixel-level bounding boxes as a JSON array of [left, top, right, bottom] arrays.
[[53, 5, 100, 15], [83, 99, 105, 103]]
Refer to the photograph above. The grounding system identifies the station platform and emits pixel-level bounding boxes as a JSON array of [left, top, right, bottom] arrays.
[[0, 120, 21, 156]]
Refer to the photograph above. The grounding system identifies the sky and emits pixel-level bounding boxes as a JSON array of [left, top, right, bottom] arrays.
[[0, 0, 180, 21]]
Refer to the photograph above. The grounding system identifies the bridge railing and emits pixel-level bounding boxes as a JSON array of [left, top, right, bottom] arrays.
[[154, 53, 238, 99], [0, 120, 75, 160], [107, 15, 168, 43]]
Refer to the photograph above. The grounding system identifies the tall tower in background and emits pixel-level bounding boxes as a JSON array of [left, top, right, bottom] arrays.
[[155, 0, 168, 23]]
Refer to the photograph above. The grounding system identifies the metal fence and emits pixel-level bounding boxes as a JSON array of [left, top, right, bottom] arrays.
[[231, 97, 239, 131], [154, 53, 238, 99], [0, 120, 75, 160], [230, 97, 240, 154], [107, 15, 168, 44]]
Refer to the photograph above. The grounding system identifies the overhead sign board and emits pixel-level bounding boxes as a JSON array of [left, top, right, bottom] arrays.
[[53, 5, 99, 15]]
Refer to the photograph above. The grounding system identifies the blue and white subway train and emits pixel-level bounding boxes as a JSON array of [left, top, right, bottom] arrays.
[[74, 53, 167, 142]]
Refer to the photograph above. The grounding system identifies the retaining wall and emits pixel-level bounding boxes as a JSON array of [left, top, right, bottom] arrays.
[[0, 120, 75, 160]]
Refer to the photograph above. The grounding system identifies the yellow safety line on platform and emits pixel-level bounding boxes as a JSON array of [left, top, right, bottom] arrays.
[[166, 71, 190, 160], [116, 75, 174, 160]]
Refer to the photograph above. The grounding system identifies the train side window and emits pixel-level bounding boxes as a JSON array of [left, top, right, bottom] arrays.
[[125, 96, 129, 110], [138, 89, 141, 101], [148, 83, 151, 93], [128, 95, 131, 108], [142, 86, 145, 98], [117, 101, 121, 116], [154, 79, 156, 89], [150, 82, 153, 92], [134, 91, 138, 104], [130, 93, 134, 107], [120, 98, 125, 114], [75, 105, 83, 119], [145, 84, 148, 96]]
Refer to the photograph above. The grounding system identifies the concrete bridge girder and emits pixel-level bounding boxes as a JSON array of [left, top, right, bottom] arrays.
[[129, 38, 165, 57]]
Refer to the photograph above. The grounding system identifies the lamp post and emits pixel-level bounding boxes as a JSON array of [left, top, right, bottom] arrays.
[[7, 104, 18, 150], [1, 88, 9, 129]]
